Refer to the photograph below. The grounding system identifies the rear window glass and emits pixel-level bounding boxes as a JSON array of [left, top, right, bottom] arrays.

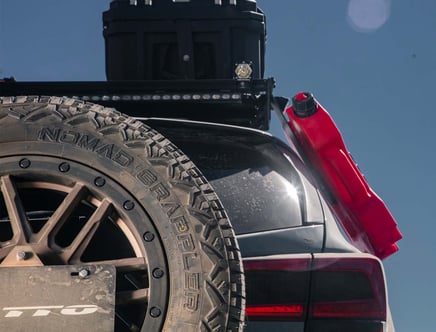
[[183, 142, 304, 234]]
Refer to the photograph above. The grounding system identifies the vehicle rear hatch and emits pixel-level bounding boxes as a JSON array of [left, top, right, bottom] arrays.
[[145, 118, 389, 331]]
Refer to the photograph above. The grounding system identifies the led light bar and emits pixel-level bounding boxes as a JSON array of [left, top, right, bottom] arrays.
[[75, 93, 242, 103], [0, 78, 274, 129]]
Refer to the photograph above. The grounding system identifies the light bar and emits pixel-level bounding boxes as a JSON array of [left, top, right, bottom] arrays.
[[75, 93, 242, 103]]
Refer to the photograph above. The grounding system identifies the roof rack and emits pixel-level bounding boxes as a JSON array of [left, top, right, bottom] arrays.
[[0, 78, 274, 130]]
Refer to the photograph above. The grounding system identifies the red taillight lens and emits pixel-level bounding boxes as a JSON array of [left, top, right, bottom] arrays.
[[244, 254, 312, 322], [246, 304, 304, 318], [244, 254, 387, 323], [312, 300, 385, 319], [310, 255, 387, 321]]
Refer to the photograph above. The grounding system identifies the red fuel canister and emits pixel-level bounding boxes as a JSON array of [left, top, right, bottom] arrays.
[[285, 92, 402, 259]]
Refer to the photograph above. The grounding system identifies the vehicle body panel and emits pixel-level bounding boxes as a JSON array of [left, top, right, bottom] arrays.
[[142, 117, 394, 331]]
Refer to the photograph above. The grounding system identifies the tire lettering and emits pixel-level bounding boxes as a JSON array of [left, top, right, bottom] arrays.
[[137, 169, 157, 186], [113, 150, 133, 167], [183, 292, 199, 312], [150, 183, 170, 201], [38, 127, 133, 167], [185, 273, 200, 291], [59, 131, 79, 144], [38, 127, 61, 141], [95, 143, 114, 159], [182, 252, 198, 270], [77, 135, 100, 150], [178, 234, 195, 252], [171, 215, 189, 233], [162, 202, 180, 217]]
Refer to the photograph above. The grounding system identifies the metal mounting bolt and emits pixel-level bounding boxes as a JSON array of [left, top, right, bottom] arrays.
[[123, 200, 135, 211], [59, 162, 71, 173], [94, 177, 106, 187], [152, 268, 164, 279], [149, 307, 161, 318], [19, 158, 31, 169], [16, 251, 27, 261], [78, 268, 90, 278], [143, 232, 155, 242]]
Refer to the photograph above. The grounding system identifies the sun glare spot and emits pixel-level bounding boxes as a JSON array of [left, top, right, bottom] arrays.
[[347, 0, 391, 33], [283, 180, 299, 204]]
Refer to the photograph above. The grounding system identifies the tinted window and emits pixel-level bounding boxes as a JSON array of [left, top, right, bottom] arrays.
[[180, 140, 304, 234], [145, 120, 320, 234]]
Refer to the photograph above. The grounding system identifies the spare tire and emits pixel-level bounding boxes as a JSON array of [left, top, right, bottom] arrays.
[[0, 96, 245, 332]]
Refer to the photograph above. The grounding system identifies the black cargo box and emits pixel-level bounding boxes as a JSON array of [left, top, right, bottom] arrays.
[[103, 0, 266, 81]]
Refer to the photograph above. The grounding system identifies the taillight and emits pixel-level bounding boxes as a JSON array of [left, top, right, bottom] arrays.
[[246, 304, 304, 319], [244, 254, 312, 321], [310, 254, 386, 321], [244, 254, 387, 329]]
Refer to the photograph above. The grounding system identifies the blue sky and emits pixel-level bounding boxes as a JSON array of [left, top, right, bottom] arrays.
[[1, 1, 435, 331]]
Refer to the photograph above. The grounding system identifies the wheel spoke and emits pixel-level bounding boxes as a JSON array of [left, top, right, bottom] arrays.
[[35, 183, 87, 245], [0, 175, 32, 244], [116, 288, 149, 305], [0, 246, 13, 262], [61, 199, 112, 263], [115, 311, 141, 332]]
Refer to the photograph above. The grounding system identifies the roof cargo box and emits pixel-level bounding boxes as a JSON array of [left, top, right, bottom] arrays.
[[103, 0, 265, 81]]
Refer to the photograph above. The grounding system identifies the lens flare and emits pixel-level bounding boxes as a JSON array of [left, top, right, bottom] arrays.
[[347, 0, 391, 33]]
